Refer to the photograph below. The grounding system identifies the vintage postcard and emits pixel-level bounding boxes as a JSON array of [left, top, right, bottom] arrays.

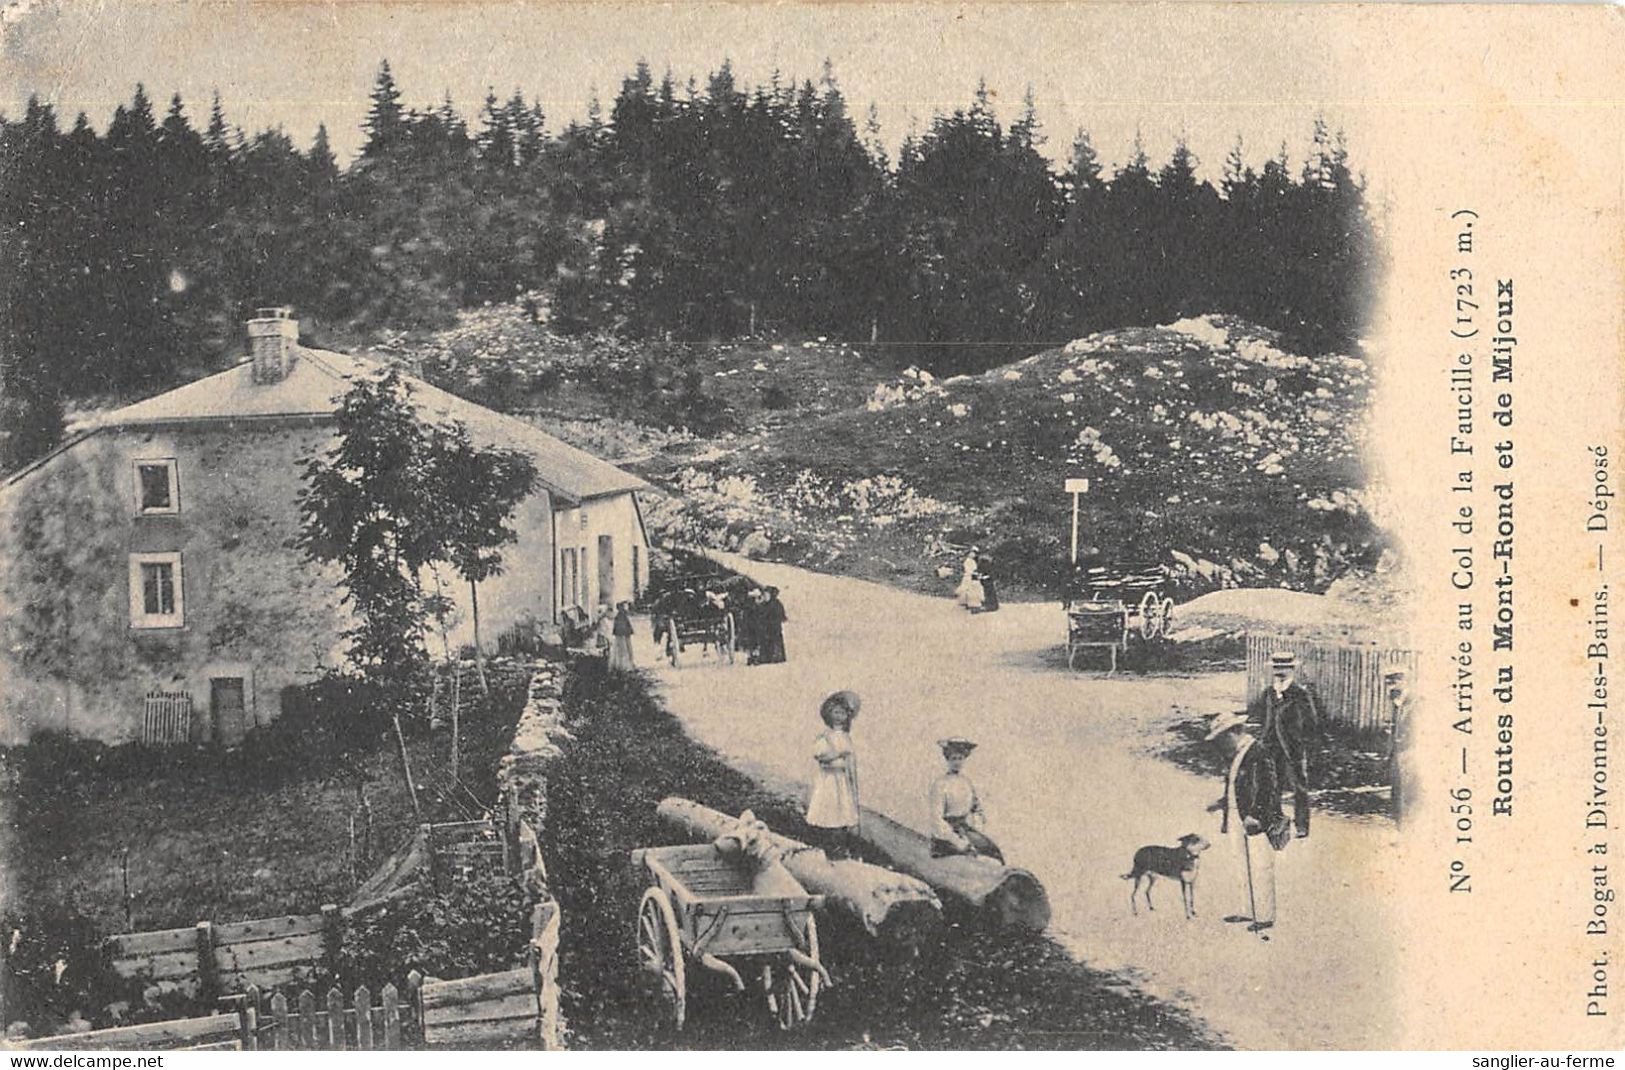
[[0, 0, 1620, 1054]]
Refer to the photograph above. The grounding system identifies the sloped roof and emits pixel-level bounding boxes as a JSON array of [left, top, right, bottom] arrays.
[[87, 347, 650, 504]]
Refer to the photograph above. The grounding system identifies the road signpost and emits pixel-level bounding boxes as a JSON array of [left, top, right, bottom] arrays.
[[1065, 478, 1090, 565]]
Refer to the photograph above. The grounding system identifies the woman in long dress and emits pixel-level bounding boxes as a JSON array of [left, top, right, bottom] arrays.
[[928, 737, 1004, 862], [955, 548, 984, 611], [805, 691, 861, 858], [608, 601, 635, 672], [977, 557, 1000, 613], [757, 586, 788, 663]]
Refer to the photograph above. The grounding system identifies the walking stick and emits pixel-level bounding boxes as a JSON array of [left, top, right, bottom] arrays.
[[1240, 825, 1259, 926]]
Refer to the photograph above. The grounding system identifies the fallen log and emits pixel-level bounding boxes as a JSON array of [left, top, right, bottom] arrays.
[[654, 797, 942, 945], [855, 807, 1051, 932]]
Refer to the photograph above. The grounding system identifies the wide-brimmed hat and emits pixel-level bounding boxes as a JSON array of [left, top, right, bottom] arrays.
[[1269, 651, 1298, 673], [1383, 667, 1408, 683], [819, 690, 861, 726], [1204, 711, 1249, 741], [937, 736, 978, 758]]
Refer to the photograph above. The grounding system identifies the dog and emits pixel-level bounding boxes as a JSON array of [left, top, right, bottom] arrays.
[[1123, 833, 1211, 918]]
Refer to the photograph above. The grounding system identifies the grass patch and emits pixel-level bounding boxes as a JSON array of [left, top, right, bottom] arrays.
[[0, 661, 532, 1034], [547, 658, 1222, 1050]]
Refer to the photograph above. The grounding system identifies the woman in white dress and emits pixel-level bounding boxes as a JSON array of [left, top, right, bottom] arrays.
[[928, 737, 1004, 862], [805, 691, 862, 858], [955, 547, 984, 611]]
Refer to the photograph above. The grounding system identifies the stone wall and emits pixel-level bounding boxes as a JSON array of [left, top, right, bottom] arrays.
[[496, 660, 572, 1051]]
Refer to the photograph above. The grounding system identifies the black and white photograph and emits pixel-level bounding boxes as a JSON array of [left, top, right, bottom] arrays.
[[0, 0, 1619, 1054]]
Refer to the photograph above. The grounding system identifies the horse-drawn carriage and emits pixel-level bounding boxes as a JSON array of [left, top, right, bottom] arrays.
[[1063, 562, 1177, 672], [650, 576, 742, 668]]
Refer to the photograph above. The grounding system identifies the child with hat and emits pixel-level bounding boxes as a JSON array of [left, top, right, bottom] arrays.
[[806, 691, 862, 858], [928, 737, 1004, 863]]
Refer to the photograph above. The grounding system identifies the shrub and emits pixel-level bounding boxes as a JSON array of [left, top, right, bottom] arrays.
[[0, 908, 131, 1034], [338, 869, 538, 985]]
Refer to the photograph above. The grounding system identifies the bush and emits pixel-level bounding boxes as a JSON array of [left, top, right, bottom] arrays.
[[338, 869, 538, 985], [238, 673, 398, 780], [0, 908, 132, 1034]]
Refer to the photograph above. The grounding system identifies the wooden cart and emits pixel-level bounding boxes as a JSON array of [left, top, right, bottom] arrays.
[[631, 843, 830, 1031], [654, 607, 737, 667], [649, 579, 740, 667], [1063, 563, 1176, 672]]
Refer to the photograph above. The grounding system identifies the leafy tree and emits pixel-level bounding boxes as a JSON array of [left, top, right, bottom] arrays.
[[429, 423, 536, 776], [298, 370, 445, 816], [430, 421, 538, 700]]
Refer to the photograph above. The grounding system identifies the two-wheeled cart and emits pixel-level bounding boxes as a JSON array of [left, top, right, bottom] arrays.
[[1064, 563, 1176, 672], [631, 843, 830, 1031]]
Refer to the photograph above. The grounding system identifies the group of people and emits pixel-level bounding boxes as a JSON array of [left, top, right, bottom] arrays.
[[953, 547, 1001, 613], [803, 689, 1003, 864], [733, 584, 788, 665], [1204, 651, 1413, 934]]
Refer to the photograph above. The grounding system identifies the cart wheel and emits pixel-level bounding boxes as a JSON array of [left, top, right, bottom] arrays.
[[771, 915, 823, 1030], [721, 612, 737, 665], [1137, 591, 1160, 639], [636, 886, 687, 1030], [1161, 598, 1176, 635]]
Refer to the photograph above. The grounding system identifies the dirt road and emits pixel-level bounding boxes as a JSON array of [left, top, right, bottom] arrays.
[[641, 554, 1400, 1049]]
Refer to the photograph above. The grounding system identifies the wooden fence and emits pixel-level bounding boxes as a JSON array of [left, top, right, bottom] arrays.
[[107, 906, 343, 998], [142, 690, 192, 745], [1245, 632, 1418, 736], [235, 977, 419, 1050], [11, 1014, 243, 1051]]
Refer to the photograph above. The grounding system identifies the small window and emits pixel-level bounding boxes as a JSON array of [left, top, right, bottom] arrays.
[[134, 459, 179, 515], [129, 552, 184, 629]]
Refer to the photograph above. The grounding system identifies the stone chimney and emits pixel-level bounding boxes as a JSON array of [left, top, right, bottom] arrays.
[[247, 307, 299, 384]]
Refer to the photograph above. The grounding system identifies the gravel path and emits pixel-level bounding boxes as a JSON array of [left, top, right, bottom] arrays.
[[640, 554, 1400, 1050]]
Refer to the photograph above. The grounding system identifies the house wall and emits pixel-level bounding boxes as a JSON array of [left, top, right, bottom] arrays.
[[0, 421, 559, 745], [427, 482, 556, 653], [552, 492, 648, 615], [0, 423, 345, 745]]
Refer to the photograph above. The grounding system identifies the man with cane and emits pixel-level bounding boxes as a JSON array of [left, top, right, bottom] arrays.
[[1206, 711, 1291, 935]]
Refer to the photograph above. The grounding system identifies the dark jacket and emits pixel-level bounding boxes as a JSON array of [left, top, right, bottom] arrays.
[[1224, 738, 1285, 836], [1249, 681, 1318, 787]]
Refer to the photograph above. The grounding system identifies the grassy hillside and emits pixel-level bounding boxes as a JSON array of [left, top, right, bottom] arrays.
[[632, 315, 1386, 599], [373, 307, 1387, 601], [369, 306, 890, 438]]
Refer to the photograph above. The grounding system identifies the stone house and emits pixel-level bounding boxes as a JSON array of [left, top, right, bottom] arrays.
[[0, 310, 649, 746]]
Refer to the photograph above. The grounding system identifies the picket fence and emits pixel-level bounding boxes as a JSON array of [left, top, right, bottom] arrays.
[[1245, 632, 1418, 736], [234, 978, 418, 1050]]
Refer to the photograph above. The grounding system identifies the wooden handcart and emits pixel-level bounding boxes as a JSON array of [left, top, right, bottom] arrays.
[[1064, 562, 1176, 672], [655, 607, 736, 667], [631, 843, 831, 1031], [650, 579, 740, 668]]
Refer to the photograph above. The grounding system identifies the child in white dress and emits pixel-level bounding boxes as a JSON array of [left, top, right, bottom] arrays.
[[806, 691, 862, 858]]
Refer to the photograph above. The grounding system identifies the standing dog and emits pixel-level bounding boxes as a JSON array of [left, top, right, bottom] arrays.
[[1123, 833, 1211, 918]]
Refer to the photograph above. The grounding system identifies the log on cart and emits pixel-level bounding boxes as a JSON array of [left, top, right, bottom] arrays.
[[629, 842, 831, 1031], [655, 797, 943, 946]]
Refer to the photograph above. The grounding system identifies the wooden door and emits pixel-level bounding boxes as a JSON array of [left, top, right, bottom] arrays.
[[211, 678, 247, 745], [597, 535, 614, 606]]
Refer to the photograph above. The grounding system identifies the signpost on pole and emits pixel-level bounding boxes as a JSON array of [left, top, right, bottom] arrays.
[[1065, 478, 1090, 565]]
